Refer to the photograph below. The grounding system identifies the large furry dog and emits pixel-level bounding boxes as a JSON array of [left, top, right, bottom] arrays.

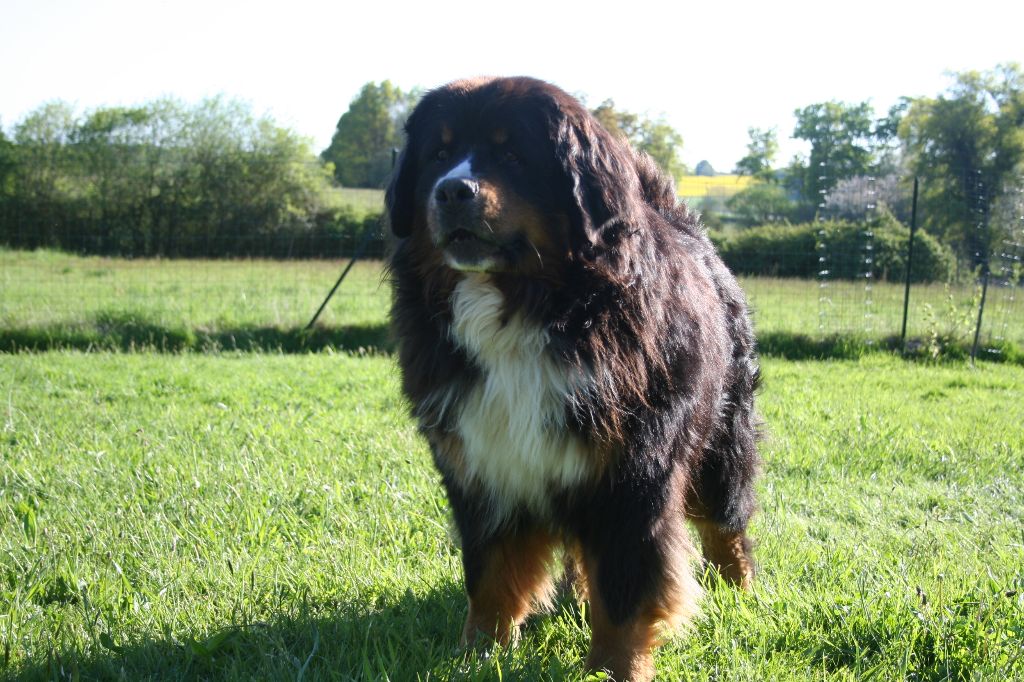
[[385, 76, 759, 681]]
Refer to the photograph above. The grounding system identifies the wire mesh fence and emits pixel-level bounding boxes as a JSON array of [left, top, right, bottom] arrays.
[[1, 172, 1021, 358]]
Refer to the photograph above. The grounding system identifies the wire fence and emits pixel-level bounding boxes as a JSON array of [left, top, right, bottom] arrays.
[[1, 173, 1022, 359]]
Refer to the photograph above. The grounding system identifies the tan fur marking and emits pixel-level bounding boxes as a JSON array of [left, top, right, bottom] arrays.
[[585, 589, 660, 682], [477, 182, 504, 222], [462, 530, 558, 647], [693, 520, 755, 589], [441, 124, 453, 145], [492, 128, 508, 145], [428, 431, 466, 480], [488, 186, 569, 277]]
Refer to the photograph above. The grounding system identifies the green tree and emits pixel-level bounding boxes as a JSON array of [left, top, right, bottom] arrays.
[[3, 98, 343, 257], [791, 101, 875, 213], [873, 99, 910, 175], [726, 182, 797, 227], [321, 81, 418, 188], [10, 102, 79, 247], [900, 63, 1024, 263], [734, 127, 778, 181], [592, 99, 642, 141], [591, 99, 687, 180], [73, 106, 159, 251], [0, 124, 16, 202]]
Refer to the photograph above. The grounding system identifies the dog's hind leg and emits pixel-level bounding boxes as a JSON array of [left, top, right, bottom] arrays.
[[686, 427, 758, 589], [690, 518, 755, 589]]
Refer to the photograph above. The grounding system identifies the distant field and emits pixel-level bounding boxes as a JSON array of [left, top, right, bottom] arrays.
[[2, 352, 1021, 680], [334, 179, 756, 207], [678, 174, 757, 200], [1, 249, 1020, 357], [335, 179, 757, 213]]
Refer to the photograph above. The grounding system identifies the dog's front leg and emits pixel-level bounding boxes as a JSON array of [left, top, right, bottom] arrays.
[[459, 526, 558, 647]]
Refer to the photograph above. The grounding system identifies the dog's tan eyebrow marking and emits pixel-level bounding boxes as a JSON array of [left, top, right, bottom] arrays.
[[441, 124, 453, 145], [492, 128, 508, 145]]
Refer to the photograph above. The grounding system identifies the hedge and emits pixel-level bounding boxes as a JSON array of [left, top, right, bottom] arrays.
[[712, 216, 956, 283]]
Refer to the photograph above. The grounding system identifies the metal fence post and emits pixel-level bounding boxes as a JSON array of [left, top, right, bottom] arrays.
[[900, 177, 919, 348], [971, 263, 990, 364], [970, 178, 991, 365]]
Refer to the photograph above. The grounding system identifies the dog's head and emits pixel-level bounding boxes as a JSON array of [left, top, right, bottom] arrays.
[[386, 77, 672, 276]]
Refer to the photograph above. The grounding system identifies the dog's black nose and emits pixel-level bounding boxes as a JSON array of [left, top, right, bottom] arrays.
[[435, 177, 479, 204]]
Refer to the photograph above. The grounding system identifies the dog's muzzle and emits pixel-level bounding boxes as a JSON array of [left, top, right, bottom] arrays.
[[430, 177, 503, 271]]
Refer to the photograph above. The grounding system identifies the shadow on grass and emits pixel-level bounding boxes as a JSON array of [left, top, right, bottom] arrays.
[[2, 313, 1021, 366], [755, 331, 902, 360], [756, 331, 1024, 366], [8, 583, 485, 681], [0, 311, 395, 354]]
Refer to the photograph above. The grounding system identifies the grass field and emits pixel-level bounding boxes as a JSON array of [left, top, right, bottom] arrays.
[[2, 249, 1021, 360], [0, 249, 391, 351], [1, 352, 1022, 680]]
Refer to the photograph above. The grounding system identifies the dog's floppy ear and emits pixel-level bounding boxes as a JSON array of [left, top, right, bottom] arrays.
[[552, 106, 644, 250], [384, 145, 417, 238]]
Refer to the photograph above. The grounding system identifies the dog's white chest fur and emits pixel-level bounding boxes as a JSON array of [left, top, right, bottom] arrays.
[[447, 274, 591, 522]]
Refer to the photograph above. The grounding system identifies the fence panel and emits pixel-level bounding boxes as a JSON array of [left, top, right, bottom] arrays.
[[1, 172, 1021, 358]]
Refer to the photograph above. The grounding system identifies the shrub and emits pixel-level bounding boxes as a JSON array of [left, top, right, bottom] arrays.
[[725, 182, 798, 227], [714, 213, 956, 283]]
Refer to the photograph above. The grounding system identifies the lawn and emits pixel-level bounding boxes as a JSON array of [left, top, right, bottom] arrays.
[[0, 250, 391, 352], [2, 352, 1022, 680], [2, 250, 1020, 359]]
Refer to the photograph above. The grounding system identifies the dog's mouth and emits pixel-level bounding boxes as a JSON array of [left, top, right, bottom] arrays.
[[441, 228, 486, 248], [438, 226, 507, 272]]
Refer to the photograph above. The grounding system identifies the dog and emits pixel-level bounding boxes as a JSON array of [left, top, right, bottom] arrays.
[[385, 76, 760, 681]]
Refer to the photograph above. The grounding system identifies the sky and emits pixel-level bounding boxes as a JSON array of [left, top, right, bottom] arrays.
[[1, 0, 1021, 172]]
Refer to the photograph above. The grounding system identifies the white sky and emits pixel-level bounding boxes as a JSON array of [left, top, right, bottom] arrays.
[[1, 0, 1021, 172]]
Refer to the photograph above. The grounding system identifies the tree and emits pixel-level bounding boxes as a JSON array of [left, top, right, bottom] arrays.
[[734, 127, 778, 181], [900, 63, 1024, 264], [694, 160, 716, 176], [873, 99, 911, 175], [0, 124, 16, 205], [726, 183, 797, 227], [791, 101, 875, 213], [9, 102, 78, 247], [823, 174, 911, 223], [591, 99, 687, 180], [592, 99, 642, 141], [321, 81, 419, 188], [2, 98, 343, 257]]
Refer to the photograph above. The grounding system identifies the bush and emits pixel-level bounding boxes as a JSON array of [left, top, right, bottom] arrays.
[[254, 205, 383, 259], [0, 98, 372, 259], [725, 182, 798, 227], [714, 213, 956, 283]]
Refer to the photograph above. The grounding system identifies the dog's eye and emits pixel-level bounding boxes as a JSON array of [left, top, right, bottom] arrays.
[[502, 150, 519, 164], [435, 149, 450, 162]]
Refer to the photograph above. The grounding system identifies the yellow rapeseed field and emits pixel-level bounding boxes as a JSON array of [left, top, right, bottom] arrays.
[[677, 174, 756, 198]]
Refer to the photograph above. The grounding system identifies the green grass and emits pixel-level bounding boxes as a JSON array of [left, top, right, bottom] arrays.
[[0, 249, 391, 352], [2, 352, 1022, 680], [2, 249, 1021, 361]]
